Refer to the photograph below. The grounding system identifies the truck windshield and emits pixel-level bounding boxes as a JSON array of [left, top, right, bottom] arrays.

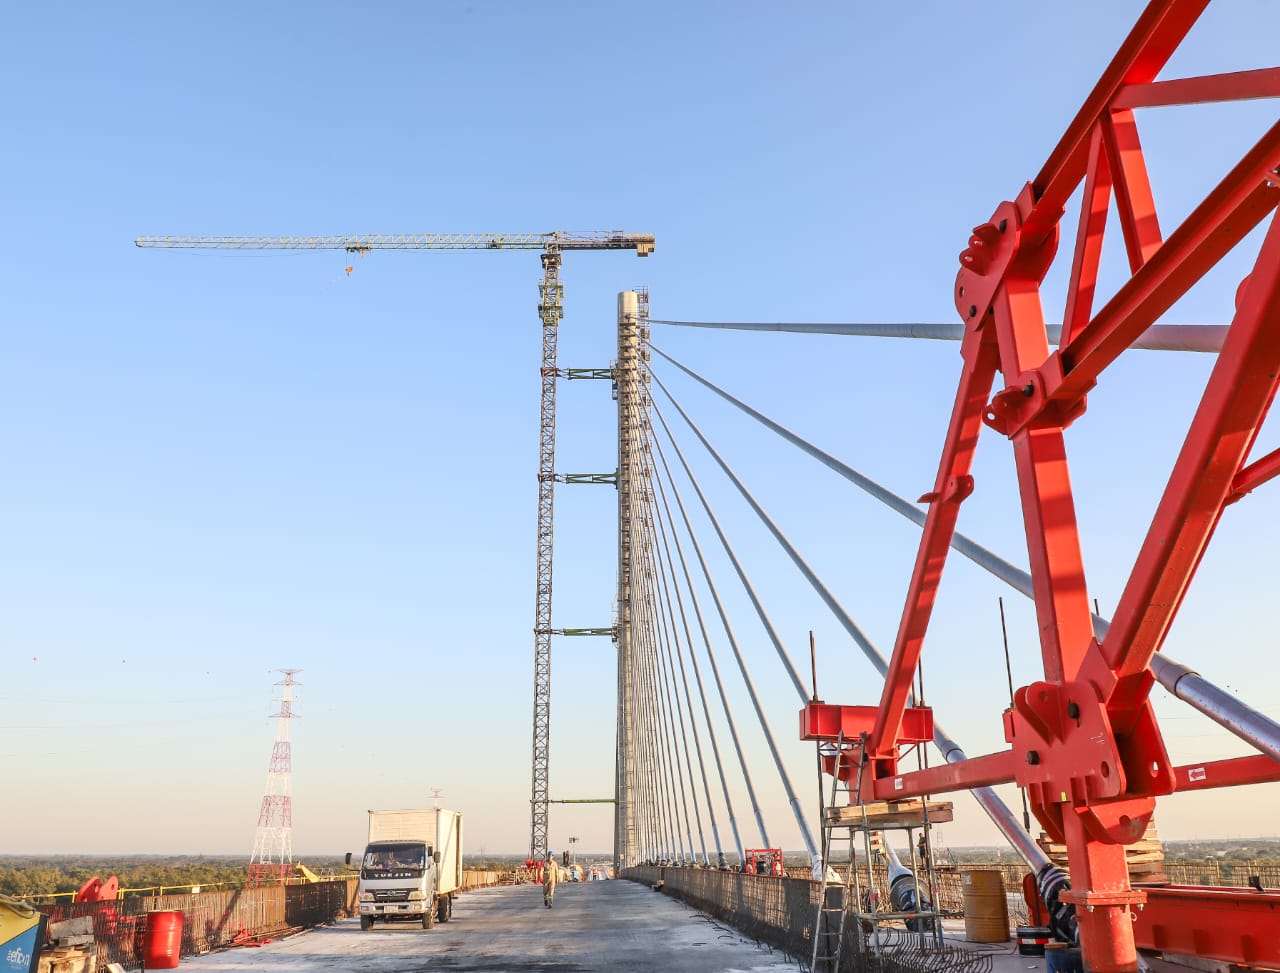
[[361, 842, 428, 877]]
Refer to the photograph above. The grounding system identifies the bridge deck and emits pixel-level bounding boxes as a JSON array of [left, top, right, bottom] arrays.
[[179, 880, 797, 971]]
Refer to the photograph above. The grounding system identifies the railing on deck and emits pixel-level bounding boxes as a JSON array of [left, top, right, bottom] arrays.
[[627, 865, 820, 960], [627, 860, 1280, 964], [32, 870, 511, 969], [36, 879, 357, 969]]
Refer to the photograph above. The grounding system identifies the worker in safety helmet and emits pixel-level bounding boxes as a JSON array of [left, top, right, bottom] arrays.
[[542, 851, 559, 908]]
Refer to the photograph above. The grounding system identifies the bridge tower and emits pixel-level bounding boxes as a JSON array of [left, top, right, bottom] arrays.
[[614, 289, 651, 867], [249, 668, 301, 882]]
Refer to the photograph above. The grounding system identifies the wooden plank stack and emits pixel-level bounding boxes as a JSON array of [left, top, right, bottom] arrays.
[[1036, 819, 1167, 884], [824, 799, 954, 829], [36, 948, 95, 973]]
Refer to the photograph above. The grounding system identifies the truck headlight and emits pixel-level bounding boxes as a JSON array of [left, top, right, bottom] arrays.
[[407, 890, 425, 901], [359, 892, 375, 902]]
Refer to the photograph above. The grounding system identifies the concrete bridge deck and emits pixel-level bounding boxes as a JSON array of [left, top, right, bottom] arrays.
[[178, 880, 799, 972]]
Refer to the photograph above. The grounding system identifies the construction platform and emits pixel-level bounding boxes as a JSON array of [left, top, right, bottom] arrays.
[[177, 880, 798, 972]]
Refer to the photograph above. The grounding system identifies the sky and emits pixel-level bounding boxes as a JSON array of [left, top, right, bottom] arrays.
[[3, 2, 1279, 859]]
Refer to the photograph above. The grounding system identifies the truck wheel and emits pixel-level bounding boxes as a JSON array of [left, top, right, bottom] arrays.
[[422, 905, 435, 930], [360, 916, 372, 931], [437, 896, 450, 923]]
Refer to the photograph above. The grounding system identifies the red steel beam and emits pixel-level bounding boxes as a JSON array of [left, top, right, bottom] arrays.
[[1133, 886, 1280, 967], [1029, 0, 1208, 229], [868, 750, 1017, 799], [869, 324, 998, 757], [1114, 66, 1280, 109], [988, 271, 1096, 683], [1101, 108, 1163, 272], [799, 702, 933, 744], [1061, 127, 1112, 343], [1047, 122, 1280, 407], [1173, 754, 1280, 792], [1226, 445, 1280, 505], [1099, 211, 1280, 691]]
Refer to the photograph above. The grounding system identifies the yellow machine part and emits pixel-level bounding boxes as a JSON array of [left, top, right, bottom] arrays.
[[0, 895, 44, 971]]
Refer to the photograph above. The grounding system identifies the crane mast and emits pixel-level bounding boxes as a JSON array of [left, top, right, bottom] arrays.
[[136, 230, 654, 860]]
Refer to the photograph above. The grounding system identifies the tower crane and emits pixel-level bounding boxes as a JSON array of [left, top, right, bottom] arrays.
[[136, 230, 655, 860]]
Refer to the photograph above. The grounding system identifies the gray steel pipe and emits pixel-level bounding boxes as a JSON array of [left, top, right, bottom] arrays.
[[1149, 655, 1280, 762], [651, 319, 1226, 353]]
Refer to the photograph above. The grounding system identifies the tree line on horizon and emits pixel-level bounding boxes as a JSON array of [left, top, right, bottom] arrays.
[[0, 856, 345, 898]]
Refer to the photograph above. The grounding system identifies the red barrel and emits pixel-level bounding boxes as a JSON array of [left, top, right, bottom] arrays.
[[142, 910, 184, 970]]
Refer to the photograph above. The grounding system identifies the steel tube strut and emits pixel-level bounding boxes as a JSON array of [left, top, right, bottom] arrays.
[[1149, 656, 1280, 762]]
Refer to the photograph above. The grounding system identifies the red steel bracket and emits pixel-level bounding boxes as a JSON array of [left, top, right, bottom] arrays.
[[1133, 886, 1280, 967]]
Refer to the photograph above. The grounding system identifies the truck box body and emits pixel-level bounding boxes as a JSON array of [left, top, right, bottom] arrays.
[[357, 808, 463, 928]]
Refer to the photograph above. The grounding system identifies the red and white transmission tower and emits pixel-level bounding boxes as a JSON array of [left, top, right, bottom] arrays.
[[249, 668, 301, 881]]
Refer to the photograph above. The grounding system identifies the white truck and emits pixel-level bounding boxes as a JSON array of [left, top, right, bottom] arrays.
[[353, 808, 462, 930]]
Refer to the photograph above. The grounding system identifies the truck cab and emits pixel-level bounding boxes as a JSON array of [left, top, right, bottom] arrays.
[[357, 841, 441, 929]]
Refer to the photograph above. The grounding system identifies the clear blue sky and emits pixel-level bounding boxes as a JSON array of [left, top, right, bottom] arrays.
[[3, 2, 1277, 857]]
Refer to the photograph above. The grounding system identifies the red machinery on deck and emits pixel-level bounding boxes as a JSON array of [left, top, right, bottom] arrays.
[[743, 848, 786, 877], [804, 2, 1280, 970]]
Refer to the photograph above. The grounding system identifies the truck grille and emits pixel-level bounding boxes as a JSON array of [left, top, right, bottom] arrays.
[[373, 890, 409, 902]]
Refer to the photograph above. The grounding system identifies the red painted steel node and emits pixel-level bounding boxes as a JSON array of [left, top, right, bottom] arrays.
[[1005, 679, 1173, 845]]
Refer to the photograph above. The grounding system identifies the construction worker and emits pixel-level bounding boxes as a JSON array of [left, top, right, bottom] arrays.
[[542, 852, 558, 908]]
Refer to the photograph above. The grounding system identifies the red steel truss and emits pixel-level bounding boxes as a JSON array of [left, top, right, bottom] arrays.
[[806, 3, 1280, 970]]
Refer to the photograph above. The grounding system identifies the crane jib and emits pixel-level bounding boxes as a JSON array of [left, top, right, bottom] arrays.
[[134, 232, 654, 255]]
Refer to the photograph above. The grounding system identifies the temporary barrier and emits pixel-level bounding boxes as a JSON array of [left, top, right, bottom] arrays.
[[1017, 925, 1053, 956]]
